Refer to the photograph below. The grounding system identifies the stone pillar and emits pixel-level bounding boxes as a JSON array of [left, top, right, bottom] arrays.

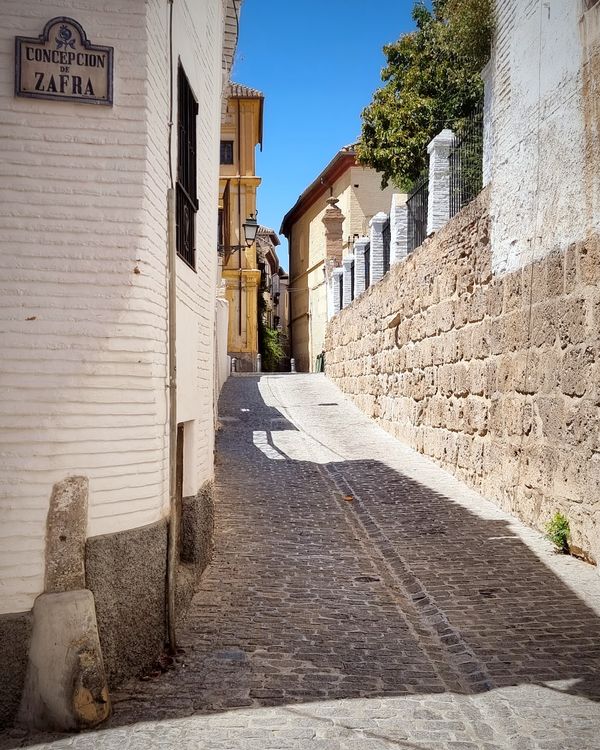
[[342, 255, 354, 308], [390, 194, 409, 263], [326, 274, 335, 321], [369, 212, 388, 286], [321, 196, 345, 266], [353, 237, 369, 297], [332, 267, 343, 314], [426, 128, 455, 236]]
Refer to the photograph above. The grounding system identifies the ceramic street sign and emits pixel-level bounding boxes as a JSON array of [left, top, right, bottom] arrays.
[[15, 17, 113, 105]]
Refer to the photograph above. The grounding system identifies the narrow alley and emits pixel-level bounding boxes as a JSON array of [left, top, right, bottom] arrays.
[[5, 373, 600, 750]]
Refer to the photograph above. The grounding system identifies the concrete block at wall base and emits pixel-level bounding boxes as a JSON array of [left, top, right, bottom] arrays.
[[0, 611, 32, 729], [18, 590, 110, 731], [85, 519, 168, 686]]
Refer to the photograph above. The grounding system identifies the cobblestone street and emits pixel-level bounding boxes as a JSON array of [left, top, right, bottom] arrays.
[[4, 373, 600, 750]]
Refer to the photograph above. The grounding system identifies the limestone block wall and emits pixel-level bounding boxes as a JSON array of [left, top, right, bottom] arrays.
[[325, 189, 600, 564]]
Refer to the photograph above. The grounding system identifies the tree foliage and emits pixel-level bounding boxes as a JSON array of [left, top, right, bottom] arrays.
[[356, 0, 493, 190], [260, 322, 285, 372]]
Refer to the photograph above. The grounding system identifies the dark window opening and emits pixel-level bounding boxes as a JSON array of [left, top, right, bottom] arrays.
[[220, 140, 234, 164], [218, 180, 231, 255], [382, 219, 391, 274], [218, 208, 226, 255], [176, 65, 198, 269]]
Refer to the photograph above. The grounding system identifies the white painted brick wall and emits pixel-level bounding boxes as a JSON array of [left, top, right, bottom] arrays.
[[0, 0, 226, 614], [390, 194, 408, 263], [353, 237, 369, 297], [368, 212, 388, 285], [489, 0, 600, 273], [169, 0, 223, 498], [332, 268, 343, 315], [426, 129, 454, 236], [342, 255, 354, 308], [325, 271, 336, 322]]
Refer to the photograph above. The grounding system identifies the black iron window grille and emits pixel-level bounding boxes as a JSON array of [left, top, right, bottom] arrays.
[[220, 140, 234, 165], [382, 219, 391, 274], [218, 208, 224, 249], [176, 65, 198, 269], [407, 170, 429, 253], [449, 102, 484, 219], [364, 242, 371, 290]]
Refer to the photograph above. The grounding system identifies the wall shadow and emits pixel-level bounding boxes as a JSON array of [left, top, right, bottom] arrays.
[[4, 375, 600, 746]]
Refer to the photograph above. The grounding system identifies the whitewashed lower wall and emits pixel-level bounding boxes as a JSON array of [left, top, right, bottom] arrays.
[[215, 296, 230, 398], [489, 0, 600, 274]]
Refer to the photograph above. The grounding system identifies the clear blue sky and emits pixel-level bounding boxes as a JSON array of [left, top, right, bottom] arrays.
[[233, 0, 416, 271]]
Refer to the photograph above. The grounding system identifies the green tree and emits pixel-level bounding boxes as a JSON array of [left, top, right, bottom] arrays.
[[357, 0, 493, 190]]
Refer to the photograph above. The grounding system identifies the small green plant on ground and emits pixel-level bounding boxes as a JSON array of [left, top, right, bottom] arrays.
[[545, 512, 570, 554]]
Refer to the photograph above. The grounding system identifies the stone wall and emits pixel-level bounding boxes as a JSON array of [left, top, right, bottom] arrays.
[[325, 188, 600, 564]]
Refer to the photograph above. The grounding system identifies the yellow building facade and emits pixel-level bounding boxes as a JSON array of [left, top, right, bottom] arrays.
[[219, 83, 263, 371], [281, 146, 399, 373]]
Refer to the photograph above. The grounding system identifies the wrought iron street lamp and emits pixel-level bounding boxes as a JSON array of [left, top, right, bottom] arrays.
[[241, 214, 258, 246], [218, 213, 259, 256]]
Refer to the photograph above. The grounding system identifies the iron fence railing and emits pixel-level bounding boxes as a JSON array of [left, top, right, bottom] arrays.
[[382, 219, 391, 274], [338, 272, 344, 308], [364, 242, 371, 289], [407, 170, 429, 253], [350, 259, 355, 301], [449, 103, 484, 218]]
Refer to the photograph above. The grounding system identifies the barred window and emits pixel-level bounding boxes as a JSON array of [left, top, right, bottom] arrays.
[[220, 140, 234, 164], [176, 65, 198, 269]]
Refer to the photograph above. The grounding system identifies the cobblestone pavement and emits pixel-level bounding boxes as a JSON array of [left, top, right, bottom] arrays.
[[4, 373, 600, 750]]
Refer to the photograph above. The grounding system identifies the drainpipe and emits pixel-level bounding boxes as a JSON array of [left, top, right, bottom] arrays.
[[165, 0, 178, 655], [166, 188, 178, 654]]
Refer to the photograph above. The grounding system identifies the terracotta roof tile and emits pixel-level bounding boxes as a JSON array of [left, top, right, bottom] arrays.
[[257, 225, 281, 246], [228, 81, 264, 99]]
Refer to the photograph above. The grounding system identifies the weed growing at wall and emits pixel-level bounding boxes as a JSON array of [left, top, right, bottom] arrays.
[[545, 512, 571, 554]]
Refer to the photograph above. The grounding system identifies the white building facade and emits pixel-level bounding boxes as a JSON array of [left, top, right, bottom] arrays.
[[486, 0, 600, 273], [0, 0, 237, 728]]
